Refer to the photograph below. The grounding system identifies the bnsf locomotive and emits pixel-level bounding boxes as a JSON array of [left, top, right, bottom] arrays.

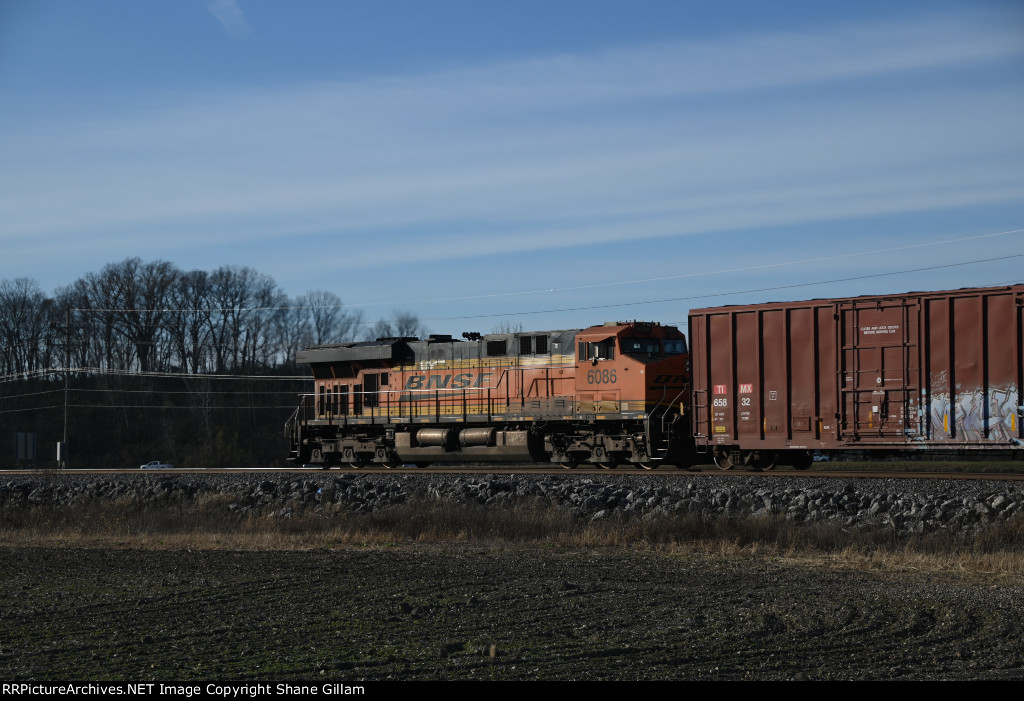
[[286, 321, 694, 468], [287, 284, 1024, 469]]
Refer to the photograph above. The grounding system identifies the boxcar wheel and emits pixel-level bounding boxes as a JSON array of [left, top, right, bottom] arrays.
[[789, 451, 813, 470], [713, 451, 734, 470]]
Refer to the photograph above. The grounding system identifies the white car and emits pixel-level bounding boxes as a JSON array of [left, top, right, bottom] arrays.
[[140, 460, 173, 469]]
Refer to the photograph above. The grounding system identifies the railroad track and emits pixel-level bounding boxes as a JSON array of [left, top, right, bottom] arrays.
[[4, 466, 1024, 480]]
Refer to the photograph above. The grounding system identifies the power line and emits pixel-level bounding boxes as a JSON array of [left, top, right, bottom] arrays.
[[0, 404, 61, 415], [0, 404, 298, 415], [349, 226, 1024, 309], [0, 387, 305, 400], [0, 388, 64, 401], [659, 275, 1024, 329], [66, 226, 1023, 315], [435, 252, 1024, 321], [0, 369, 62, 383], [66, 387, 306, 396], [9, 367, 308, 381], [64, 404, 300, 410], [1, 369, 307, 387]]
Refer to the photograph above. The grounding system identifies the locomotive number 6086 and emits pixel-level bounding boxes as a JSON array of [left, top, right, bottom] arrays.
[[587, 369, 617, 385]]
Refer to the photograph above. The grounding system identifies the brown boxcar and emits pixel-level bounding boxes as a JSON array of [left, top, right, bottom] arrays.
[[689, 285, 1024, 469]]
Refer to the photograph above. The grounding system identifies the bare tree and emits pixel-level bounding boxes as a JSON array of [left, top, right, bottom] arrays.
[[393, 311, 426, 338], [204, 266, 289, 371], [72, 269, 132, 371], [365, 317, 394, 341], [0, 278, 51, 378], [273, 296, 312, 369], [364, 310, 426, 340], [91, 258, 179, 372], [51, 282, 94, 372], [167, 269, 213, 373], [491, 319, 525, 334], [2, 261, 391, 378], [206, 266, 255, 372], [238, 276, 284, 370], [302, 289, 365, 345]]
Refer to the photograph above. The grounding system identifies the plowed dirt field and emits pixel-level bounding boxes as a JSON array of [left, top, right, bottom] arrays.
[[2, 547, 1022, 680]]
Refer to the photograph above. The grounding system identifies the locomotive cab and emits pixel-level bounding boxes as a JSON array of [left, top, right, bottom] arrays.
[[574, 321, 689, 417], [565, 321, 693, 468]]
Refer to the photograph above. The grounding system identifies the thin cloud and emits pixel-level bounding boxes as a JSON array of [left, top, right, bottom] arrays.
[[2, 80, 1019, 245], [207, 0, 253, 39], [0, 8, 1021, 280], [411, 10, 1024, 108]]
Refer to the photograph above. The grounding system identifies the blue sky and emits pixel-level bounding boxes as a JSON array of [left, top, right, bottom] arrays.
[[2, 0, 1022, 336]]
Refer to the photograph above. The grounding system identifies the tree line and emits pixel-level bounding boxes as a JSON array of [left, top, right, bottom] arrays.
[[0, 257, 425, 379], [0, 258, 426, 467]]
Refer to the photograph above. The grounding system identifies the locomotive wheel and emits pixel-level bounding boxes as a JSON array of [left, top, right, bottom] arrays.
[[596, 462, 619, 470], [559, 461, 578, 469], [638, 462, 657, 470], [382, 459, 401, 469], [414, 463, 432, 469]]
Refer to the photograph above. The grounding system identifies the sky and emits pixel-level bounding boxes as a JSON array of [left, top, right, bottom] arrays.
[[1, 0, 1023, 337]]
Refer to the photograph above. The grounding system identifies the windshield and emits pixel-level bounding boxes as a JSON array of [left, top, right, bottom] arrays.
[[622, 337, 661, 354], [663, 339, 687, 354]]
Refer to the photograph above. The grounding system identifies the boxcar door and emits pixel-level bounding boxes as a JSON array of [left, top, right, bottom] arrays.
[[837, 298, 921, 443]]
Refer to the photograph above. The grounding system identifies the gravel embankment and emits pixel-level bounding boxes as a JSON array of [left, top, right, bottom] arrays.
[[3, 472, 1022, 535]]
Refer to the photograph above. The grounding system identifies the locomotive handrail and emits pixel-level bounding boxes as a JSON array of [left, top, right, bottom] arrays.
[[284, 402, 301, 436], [643, 383, 687, 461]]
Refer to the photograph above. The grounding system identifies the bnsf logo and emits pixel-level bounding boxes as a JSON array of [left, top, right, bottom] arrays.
[[403, 372, 494, 390], [652, 375, 687, 384]]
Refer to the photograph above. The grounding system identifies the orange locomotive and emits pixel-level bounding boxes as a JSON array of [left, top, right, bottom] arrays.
[[286, 321, 693, 468]]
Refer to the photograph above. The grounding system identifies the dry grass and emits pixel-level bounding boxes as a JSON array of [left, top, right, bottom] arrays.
[[3, 495, 1024, 580], [817, 459, 1024, 473]]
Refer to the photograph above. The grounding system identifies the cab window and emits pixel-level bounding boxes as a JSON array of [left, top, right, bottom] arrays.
[[623, 337, 660, 354], [578, 337, 616, 361], [663, 339, 687, 354]]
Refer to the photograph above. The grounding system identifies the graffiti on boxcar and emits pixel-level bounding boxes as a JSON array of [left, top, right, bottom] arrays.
[[928, 386, 1020, 442]]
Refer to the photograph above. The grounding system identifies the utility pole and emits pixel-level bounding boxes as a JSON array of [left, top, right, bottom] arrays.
[[62, 306, 69, 468], [50, 307, 81, 470]]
